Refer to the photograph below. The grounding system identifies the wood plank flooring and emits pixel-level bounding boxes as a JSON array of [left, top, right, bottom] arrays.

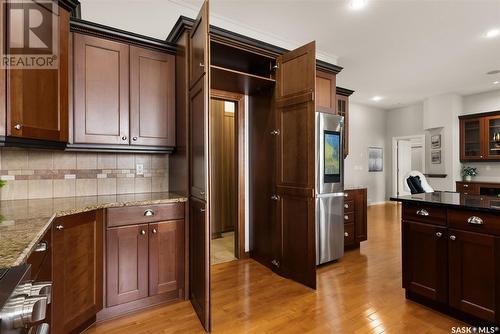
[[84, 203, 465, 334]]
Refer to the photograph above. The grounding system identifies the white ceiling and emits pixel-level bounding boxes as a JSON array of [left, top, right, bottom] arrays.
[[80, 0, 500, 109]]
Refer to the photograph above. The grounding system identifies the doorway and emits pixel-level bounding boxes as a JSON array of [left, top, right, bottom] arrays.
[[392, 135, 425, 196], [210, 90, 245, 265]]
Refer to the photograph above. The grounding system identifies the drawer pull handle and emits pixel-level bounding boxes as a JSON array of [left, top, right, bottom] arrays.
[[450, 235, 456, 241], [140, 230, 146, 235], [435, 232, 442, 238], [34, 241, 48, 252], [467, 216, 484, 225], [55, 225, 64, 231], [344, 215, 349, 220], [416, 209, 429, 216], [144, 209, 155, 217]]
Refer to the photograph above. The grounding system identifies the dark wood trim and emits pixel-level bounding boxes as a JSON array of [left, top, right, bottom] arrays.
[[336, 86, 355, 96], [65, 143, 174, 154], [70, 18, 177, 53], [0, 136, 66, 150], [167, 15, 343, 74], [58, 0, 81, 17], [459, 110, 500, 120], [424, 174, 448, 178], [210, 89, 246, 260]]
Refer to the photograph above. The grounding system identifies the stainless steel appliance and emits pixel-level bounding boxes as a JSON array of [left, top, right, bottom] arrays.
[[0, 265, 51, 334], [315, 112, 344, 265]]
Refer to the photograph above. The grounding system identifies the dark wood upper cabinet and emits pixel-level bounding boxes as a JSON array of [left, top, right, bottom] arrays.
[[337, 94, 349, 158], [189, 0, 209, 89], [73, 33, 130, 145], [275, 41, 316, 289], [130, 46, 175, 147], [315, 70, 336, 114], [149, 220, 185, 296], [6, 5, 69, 142], [402, 221, 448, 303], [460, 112, 500, 161], [448, 229, 498, 323], [106, 224, 148, 307], [52, 210, 103, 334]]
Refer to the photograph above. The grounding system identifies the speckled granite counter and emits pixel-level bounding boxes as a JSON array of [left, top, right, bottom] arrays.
[[0, 192, 187, 268]]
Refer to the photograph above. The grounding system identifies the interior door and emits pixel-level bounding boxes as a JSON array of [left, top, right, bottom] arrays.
[[397, 140, 412, 196], [275, 41, 317, 289], [188, 0, 211, 331]]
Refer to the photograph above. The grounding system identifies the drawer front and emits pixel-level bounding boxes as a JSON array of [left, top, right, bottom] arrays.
[[449, 209, 500, 236], [344, 223, 355, 246], [344, 212, 354, 224], [402, 203, 447, 226], [107, 203, 185, 228], [344, 200, 355, 213], [456, 182, 478, 195]]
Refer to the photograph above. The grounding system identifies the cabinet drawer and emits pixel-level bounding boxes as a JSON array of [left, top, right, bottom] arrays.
[[402, 203, 446, 226], [344, 212, 354, 224], [448, 209, 500, 236], [344, 200, 354, 213], [344, 223, 355, 246], [456, 182, 478, 195], [107, 203, 185, 227]]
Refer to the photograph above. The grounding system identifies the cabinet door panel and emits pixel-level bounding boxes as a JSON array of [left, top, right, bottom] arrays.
[[402, 221, 448, 303], [130, 46, 175, 147], [336, 95, 349, 158], [73, 33, 129, 145], [52, 210, 103, 333], [149, 220, 184, 296], [448, 229, 497, 322], [189, 0, 209, 88], [7, 7, 69, 141], [460, 118, 484, 161], [190, 79, 207, 200], [315, 71, 336, 114], [106, 225, 148, 307], [275, 41, 316, 289], [485, 115, 500, 160]]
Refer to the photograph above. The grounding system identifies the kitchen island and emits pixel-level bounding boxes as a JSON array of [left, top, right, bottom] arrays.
[[391, 192, 500, 326]]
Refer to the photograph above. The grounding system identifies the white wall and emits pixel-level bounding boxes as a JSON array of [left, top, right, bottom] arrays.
[[344, 103, 387, 205], [461, 89, 500, 182]]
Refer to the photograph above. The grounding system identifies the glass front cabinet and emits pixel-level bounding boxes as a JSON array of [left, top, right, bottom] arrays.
[[460, 113, 500, 161]]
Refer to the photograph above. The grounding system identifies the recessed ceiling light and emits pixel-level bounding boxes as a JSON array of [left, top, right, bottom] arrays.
[[372, 96, 382, 101], [485, 29, 499, 38], [494, 81, 499, 85], [350, 0, 367, 10]]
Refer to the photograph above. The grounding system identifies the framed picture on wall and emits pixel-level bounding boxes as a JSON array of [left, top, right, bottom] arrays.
[[368, 147, 383, 172], [431, 135, 441, 149], [431, 150, 441, 164]]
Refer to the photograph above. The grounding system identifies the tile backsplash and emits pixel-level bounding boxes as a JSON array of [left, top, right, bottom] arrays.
[[0, 148, 169, 200]]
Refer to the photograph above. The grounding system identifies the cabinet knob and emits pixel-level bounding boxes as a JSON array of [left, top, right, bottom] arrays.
[[152, 228, 157, 234], [140, 230, 146, 235], [55, 225, 63, 231], [435, 232, 442, 238], [344, 215, 349, 220], [449, 235, 456, 241], [132, 137, 138, 141], [344, 204, 349, 209], [121, 136, 127, 141], [467, 216, 484, 225], [14, 124, 22, 130], [199, 62, 204, 68], [463, 184, 469, 188], [200, 208, 206, 213], [144, 209, 155, 217], [480, 155, 484, 158], [34, 241, 48, 252], [344, 193, 348, 198], [416, 209, 429, 216], [271, 195, 280, 201], [270, 129, 280, 136], [344, 232, 349, 237], [200, 191, 205, 196]]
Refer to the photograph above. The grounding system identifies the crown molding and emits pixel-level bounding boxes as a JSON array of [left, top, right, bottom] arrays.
[[336, 87, 355, 96]]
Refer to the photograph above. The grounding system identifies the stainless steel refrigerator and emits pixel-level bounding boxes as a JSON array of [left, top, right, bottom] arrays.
[[315, 112, 344, 265]]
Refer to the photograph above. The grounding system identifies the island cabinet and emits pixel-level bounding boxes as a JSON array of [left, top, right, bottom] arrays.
[[70, 20, 177, 153], [0, 1, 73, 147], [401, 201, 500, 325], [101, 203, 185, 320], [460, 111, 500, 161], [52, 210, 104, 334]]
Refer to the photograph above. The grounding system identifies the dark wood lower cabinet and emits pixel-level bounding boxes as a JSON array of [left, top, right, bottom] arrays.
[[52, 210, 103, 334], [402, 221, 448, 303], [448, 229, 498, 322], [106, 225, 149, 307], [343, 188, 367, 249]]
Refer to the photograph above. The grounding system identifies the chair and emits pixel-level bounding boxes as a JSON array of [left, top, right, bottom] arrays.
[[405, 171, 434, 194]]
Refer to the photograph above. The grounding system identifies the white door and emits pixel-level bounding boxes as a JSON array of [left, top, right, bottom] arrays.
[[397, 140, 412, 196]]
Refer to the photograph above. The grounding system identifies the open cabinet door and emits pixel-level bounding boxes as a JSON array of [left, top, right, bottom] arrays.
[[274, 41, 317, 289], [189, 0, 211, 331]]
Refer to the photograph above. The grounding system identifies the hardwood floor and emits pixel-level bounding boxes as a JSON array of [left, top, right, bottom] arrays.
[[84, 203, 465, 334]]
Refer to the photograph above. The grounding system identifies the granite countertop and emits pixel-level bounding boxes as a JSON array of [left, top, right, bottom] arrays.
[[0, 192, 187, 269], [390, 191, 500, 213]]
